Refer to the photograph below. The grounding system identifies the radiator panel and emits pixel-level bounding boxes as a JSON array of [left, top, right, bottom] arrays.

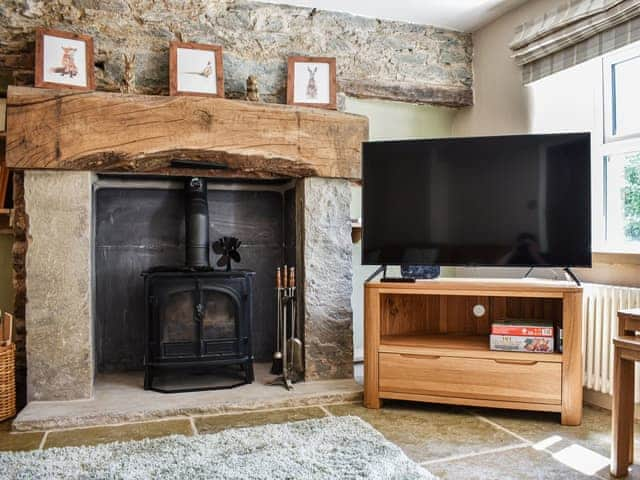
[[583, 283, 640, 402]]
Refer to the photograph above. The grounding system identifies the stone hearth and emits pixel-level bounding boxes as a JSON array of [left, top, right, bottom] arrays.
[[13, 364, 362, 432]]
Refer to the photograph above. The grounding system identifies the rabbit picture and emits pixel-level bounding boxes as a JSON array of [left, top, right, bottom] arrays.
[[306, 66, 318, 99], [50, 46, 78, 77], [120, 53, 136, 94]]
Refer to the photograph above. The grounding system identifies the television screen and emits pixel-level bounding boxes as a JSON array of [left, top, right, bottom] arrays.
[[362, 133, 591, 267]]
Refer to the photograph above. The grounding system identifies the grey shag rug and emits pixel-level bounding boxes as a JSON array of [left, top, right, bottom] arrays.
[[0, 416, 436, 479]]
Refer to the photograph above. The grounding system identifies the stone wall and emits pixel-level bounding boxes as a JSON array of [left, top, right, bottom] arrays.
[[0, 0, 473, 106], [297, 178, 353, 380], [24, 171, 93, 401]]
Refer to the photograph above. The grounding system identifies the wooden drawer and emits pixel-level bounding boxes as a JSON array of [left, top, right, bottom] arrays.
[[379, 352, 561, 405]]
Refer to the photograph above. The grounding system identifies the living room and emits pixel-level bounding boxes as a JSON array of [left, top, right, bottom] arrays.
[[0, 0, 638, 478]]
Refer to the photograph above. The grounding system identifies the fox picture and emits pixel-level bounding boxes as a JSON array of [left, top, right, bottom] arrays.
[[38, 30, 92, 89], [50, 46, 79, 78]]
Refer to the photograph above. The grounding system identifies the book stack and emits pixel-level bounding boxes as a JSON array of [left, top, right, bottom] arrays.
[[490, 320, 554, 353]]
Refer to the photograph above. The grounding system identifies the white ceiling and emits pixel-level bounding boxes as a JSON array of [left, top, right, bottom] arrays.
[[256, 0, 528, 32]]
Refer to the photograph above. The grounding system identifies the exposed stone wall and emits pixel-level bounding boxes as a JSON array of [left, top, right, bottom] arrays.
[[297, 178, 353, 380], [24, 171, 93, 401], [0, 0, 473, 106]]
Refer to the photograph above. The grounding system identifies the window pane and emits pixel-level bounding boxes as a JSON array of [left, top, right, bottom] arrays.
[[605, 151, 640, 247], [612, 55, 640, 137]]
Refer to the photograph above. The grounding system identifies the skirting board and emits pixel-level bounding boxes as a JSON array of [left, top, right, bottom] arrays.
[[583, 388, 640, 420]]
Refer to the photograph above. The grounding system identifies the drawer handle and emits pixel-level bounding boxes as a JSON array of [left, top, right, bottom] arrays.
[[399, 354, 440, 360], [494, 359, 538, 366]]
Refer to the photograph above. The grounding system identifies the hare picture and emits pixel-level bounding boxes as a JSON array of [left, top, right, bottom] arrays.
[[287, 57, 336, 109], [306, 66, 318, 99]]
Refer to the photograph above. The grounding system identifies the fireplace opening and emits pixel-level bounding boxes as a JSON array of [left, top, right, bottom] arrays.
[[142, 177, 257, 392], [94, 175, 296, 391]]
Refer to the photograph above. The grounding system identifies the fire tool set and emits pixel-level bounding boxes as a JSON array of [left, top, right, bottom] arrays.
[[270, 265, 303, 389]]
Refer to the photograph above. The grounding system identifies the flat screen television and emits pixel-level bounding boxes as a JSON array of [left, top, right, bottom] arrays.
[[362, 133, 591, 268]]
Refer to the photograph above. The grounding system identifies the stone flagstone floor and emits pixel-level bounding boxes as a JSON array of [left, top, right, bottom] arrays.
[[0, 400, 638, 479]]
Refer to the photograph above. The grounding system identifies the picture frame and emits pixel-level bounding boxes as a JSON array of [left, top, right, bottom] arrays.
[[287, 56, 336, 110], [35, 28, 95, 91], [169, 41, 224, 98]]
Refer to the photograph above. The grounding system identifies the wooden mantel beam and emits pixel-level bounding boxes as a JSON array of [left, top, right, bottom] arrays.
[[5, 86, 368, 180]]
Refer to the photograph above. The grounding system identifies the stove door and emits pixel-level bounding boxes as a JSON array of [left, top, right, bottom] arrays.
[[146, 276, 246, 362], [201, 285, 243, 357]]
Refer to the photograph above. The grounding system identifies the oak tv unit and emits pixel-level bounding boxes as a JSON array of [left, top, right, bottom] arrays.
[[364, 278, 583, 426]]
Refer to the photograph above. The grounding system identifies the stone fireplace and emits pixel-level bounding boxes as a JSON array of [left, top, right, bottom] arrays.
[[6, 86, 367, 413], [23, 171, 354, 402]]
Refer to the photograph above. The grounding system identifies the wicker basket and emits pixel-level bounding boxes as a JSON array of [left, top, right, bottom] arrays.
[[0, 312, 15, 421]]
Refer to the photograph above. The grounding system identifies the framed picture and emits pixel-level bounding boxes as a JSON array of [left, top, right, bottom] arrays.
[[287, 56, 336, 109], [35, 28, 95, 91], [170, 41, 224, 98]]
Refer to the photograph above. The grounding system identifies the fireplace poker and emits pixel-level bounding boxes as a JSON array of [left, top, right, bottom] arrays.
[[281, 265, 292, 389], [270, 267, 283, 375], [287, 267, 304, 378], [269, 264, 296, 390]]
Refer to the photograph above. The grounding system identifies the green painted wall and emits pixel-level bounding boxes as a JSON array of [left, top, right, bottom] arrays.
[[0, 234, 14, 314], [344, 97, 456, 360]]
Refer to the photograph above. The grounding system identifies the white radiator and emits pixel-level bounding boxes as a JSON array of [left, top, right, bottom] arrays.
[[583, 283, 640, 401]]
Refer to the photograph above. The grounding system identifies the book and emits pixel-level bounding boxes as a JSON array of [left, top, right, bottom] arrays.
[[491, 320, 553, 338], [490, 334, 554, 353]]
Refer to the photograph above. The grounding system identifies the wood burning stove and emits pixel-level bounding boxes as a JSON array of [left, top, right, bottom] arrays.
[[142, 177, 255, 392]]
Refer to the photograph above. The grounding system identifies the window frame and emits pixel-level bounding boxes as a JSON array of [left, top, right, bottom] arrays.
[[596, 42, 640, 253], [603, 46, 640, 144]]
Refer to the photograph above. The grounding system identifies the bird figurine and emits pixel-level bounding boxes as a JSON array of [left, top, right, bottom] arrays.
[[245, 75, 260, 102]]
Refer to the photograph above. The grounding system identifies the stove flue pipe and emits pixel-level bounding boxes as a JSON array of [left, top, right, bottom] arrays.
[[184, 177, 211, 268]]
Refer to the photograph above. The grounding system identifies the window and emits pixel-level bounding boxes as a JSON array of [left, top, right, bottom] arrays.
[[604, 151, 640, 248], [600, 44, 640, 253], [605, 52, 640, 141]]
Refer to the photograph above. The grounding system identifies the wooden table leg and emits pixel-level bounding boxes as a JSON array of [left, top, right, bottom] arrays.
[[611, 348, 635, 477]]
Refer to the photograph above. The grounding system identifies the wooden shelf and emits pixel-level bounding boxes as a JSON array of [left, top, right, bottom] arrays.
[[5, 86, 368, 180], [380, 334, 563, 363], [367, 277, 582, 296]]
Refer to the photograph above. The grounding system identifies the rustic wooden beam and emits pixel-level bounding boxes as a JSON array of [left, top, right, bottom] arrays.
[[5, 86, 369, 180], [339, 79, 473, 108]]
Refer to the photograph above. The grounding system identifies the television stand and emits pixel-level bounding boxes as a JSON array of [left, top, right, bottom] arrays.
[[563, 267, 581, 286], [364, 278, 583, 425], [365, 265, 415, 283], [523, 267, 581, 286]]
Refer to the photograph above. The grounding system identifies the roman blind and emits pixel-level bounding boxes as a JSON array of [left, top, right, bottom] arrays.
[[510, 0, 640, 82]]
